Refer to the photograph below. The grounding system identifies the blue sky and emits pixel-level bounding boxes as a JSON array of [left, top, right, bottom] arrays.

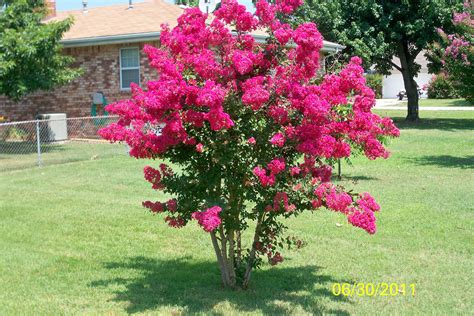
[[56, 0, 146, 11], [56, 0, 254, 12]]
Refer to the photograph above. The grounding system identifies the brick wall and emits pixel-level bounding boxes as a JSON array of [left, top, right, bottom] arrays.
[[0, 42, 328, 122], [0, 41, 159, 122]]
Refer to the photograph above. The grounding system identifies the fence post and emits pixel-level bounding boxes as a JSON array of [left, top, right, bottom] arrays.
[[36, 120, 42, 167]]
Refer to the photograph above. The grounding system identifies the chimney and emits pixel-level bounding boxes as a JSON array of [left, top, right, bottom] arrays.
[[46, 0, 56, 18], [82, 0, 88, 13]]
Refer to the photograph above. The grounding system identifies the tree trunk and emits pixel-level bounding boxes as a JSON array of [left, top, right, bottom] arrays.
[[401, 69, 419, 121], [398, 41, 420, 121], [210, 231, 232, 287], [242, 213, 264, 289]]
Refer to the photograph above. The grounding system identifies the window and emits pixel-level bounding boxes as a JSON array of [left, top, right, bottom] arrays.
[[120, 48, 140, 90]]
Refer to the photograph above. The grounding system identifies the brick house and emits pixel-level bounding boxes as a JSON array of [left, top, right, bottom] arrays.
[[0, 0, 344, 122]]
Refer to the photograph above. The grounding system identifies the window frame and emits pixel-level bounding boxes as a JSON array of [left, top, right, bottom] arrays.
[[119, 47, 141, 91]]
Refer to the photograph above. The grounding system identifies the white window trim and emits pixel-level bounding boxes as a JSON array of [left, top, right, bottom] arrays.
[[119, 47, 140, 91]]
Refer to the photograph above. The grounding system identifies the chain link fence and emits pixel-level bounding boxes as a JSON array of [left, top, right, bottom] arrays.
[[0, 115, 128, 172]]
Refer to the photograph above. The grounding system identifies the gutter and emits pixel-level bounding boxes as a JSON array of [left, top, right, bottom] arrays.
[[61, 31, 345, 53], [61, 32, 162, 48], [251, 33, 345, 53]]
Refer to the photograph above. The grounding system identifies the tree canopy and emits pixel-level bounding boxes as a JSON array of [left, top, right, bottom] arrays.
[[297, 0, 463, 120], [0, 0, 81, 100]]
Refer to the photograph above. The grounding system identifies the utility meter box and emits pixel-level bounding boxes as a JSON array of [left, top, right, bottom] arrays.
[[92, 92, 105, 105], [37, 113, 68, 142]]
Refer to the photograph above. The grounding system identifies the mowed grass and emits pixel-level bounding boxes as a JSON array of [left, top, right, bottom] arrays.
[[0, 111, 473, 315], [0, 140, 127, 171]]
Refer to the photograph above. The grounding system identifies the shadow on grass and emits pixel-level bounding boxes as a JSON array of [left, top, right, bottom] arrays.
[[448, 99, 474, 107], [410, 155, 474, 169], [341, 175, 379, 181], [391, 117, 474, 131], [90, 256, 351, 315]]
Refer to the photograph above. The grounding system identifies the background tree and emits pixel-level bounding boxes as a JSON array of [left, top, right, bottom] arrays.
[[297, 0, 463, 121], [174, 0, 199, 7], [428, 1, 473, 101], [0, 0, 81, 100]]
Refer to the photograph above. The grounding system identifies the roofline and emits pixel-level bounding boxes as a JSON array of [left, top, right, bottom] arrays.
[[61, 32, 162, 47], [250, 33, 345, 53], [61, 31, 346, 52]]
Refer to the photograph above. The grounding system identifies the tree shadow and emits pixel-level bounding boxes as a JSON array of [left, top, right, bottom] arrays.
[[391, 117, 474, 131], [409, 155, 474, 169], [449, 99, 474, 107], [340, 175, 379, 181], [90, 256, 351, 315]]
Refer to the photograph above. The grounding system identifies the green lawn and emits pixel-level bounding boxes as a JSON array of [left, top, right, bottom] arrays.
[[0, 111, 473, 314], [400, 98, 473, 107], [0, 140, 127, 171]]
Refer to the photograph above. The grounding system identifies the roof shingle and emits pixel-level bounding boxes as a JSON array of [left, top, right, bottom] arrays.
[[47, 0, 184, 40]]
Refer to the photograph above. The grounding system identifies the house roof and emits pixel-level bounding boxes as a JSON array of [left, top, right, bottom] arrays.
[[47, 0, 344, 52]]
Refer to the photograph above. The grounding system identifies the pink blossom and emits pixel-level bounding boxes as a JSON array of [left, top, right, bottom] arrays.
[[192, 206, 222, 232], [142, 201, 165, 213], [269, 252, 284, 265], [326, 192, 353, 213], [273, 23, 292, 45], [267, 158, 286, 174], [206, 109, 235, 131], [270, 133, 285, 147], [196, 143, 204, 153], [166, 199, 178, 212], [233, 50, 255, 75], [247, 137, 256, 145], [242, 77, 270, 110], [253, 166, 276, 187], [196, 80, 226, 109], [144, 166, 164, 190], [348, 209, 376, 234], [255, 0, 276, 26], [357, 192, 380, 212], [159, 163, 173, 177], [165, 216, 186, 228], [273, 191, 289, 211], [290, 166, 301, 176]]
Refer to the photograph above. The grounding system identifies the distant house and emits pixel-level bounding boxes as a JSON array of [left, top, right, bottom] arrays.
[[382, 53, 432, 99], [0, 0, 344, 121]]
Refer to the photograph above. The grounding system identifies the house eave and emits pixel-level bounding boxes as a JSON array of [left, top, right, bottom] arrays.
[[251, 33, 345, 53], [61, 31, 346, 53], [61, 32, 162, 48]]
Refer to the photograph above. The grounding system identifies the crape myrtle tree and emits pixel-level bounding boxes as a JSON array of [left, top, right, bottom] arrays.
[[429, 1, 473, 101], [100, 0, 399, 289], [0, 0, 81, 100], [297, 0, 463, 121]]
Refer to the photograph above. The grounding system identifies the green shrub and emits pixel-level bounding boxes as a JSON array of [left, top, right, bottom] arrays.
[[365, 74, 383, 98], [6, 127, 29, 141], [427, 74, 459, 99]]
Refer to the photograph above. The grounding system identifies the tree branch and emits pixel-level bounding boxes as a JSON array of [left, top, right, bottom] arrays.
[[210, 231, 230, 286], [387, 59, 403, 72], [242, 212, 265, 288]]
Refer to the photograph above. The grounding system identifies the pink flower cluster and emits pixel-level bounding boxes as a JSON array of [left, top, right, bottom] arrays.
[[99, 0, 399, 238], [192, 206, 223, 232], [253, 158, 286, 187], [445, 35, 471, 64], [453, 2, 473, 26], [144, 166, 164, 190], [313, 183, 380, 234]]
